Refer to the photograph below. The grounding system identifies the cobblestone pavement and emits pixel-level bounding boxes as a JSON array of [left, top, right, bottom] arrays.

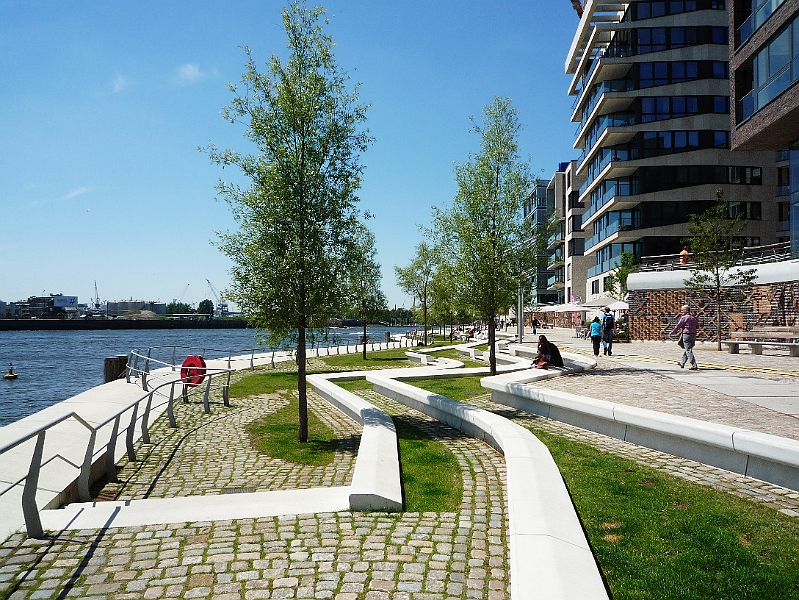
[[0, 383, 510, 599], [524, 330, 799, 441]]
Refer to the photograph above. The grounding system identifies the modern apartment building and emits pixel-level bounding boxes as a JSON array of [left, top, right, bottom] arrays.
[[729, 0, 799, 252], [566, 0, 781, 300], [523, 179, 561, 305]]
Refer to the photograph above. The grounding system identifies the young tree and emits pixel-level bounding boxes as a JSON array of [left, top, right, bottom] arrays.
[[347, 227, 388, 359], [603, 251, 638, 301], [206, 1, 370, 442], [434, 97, 542, 375], [395, 242, 437, 345], [683, 189, 757, 350], [197, 299, 215, 316]]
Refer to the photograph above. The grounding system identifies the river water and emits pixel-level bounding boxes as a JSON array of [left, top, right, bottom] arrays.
[[0, 326, 400, 428]]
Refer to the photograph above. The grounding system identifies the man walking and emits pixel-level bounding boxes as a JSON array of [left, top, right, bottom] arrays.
[[601, 307, 615, 355], [671, 305, 699, 370]]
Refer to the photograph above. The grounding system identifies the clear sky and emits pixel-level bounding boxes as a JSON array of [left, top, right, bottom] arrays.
[[0, 0, 580, 310]]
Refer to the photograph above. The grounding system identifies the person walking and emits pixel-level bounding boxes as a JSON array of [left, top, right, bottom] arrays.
[[531, 317, 539, 335], [671, 305, 699, 370], [589, 316, 603, 357], [601, 307, 615, 355]]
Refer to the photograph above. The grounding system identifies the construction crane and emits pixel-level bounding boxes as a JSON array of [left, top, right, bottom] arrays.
[[570, 0, 584, 17], [174, 284, 189, 305], [206, 279, 229, 317], [93, 281, 101, 310]]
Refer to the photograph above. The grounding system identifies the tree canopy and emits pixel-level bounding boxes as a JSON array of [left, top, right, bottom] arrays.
[[433, 97, 542, 374], [395, 242, 437, 345], [683, 189, 757, 350], [207, 0, 371, 441]]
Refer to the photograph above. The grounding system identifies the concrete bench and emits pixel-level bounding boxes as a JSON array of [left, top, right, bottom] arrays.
[[722, 340, 799, 357]]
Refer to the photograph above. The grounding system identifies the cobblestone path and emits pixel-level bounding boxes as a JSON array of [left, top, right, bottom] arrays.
[[0, 386, 510, 600]]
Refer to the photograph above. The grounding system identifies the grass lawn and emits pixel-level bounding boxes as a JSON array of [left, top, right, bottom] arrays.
[[407, 376, 799, 599], [321, 347, 416, 369]]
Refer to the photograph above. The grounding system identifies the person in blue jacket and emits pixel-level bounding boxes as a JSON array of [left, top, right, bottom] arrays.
[[589, 316, 603, 357]]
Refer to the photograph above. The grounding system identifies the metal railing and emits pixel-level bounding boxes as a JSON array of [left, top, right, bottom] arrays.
[[637, 242, 796, 272], [0, 358, 235, 539]]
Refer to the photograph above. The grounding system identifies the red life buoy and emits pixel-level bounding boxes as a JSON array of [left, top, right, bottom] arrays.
[[180, 355, 206, 387]]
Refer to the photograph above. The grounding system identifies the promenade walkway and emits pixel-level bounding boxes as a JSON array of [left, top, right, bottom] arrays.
[[1, 333, 797, 599]]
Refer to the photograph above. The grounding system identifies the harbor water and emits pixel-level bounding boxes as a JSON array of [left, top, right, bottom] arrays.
[[0, 326, 399, 428]]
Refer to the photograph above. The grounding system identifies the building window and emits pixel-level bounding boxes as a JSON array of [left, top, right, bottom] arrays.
[[592, 280, 600, 295]]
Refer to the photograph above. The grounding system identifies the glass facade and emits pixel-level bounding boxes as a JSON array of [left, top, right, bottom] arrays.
[[791, 149, 799, 254]]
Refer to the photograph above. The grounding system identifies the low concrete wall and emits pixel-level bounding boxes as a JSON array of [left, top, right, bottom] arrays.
[[307, 373, 403, 512], [481, 376, 799, 493], [366, 373, 609, 600]]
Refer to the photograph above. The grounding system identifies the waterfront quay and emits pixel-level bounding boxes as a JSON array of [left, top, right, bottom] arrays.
[[1, 331, 798, 599]]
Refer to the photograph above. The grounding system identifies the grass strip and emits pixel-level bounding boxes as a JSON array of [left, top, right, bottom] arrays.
[[409, 376, 799, 599], [321, 347, 415, 368]]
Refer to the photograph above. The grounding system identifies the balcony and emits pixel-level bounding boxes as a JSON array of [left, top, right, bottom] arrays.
[[585, 215, 641, 252], [547, 249, 564, 270], [778, 185, 790, 196], [547, 230, 564, 250], [737, 0, 787, 49], [587, 254, 622, 278], [547, 273, 565, 290]]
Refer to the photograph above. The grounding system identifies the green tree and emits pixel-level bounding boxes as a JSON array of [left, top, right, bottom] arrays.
[[683, 189, 757, 350], [395, 242, 437, 345], [197, 299, 214, 316], [166, 302, 194, 315], [430, 261, 458, 341], [434, 97, 543, 375], [207, 0, 370, 442], [603, 251, 638, 301], [347, 227, 388, 359]]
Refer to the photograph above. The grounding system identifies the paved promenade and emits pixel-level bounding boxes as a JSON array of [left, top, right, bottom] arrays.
[[1, 333, 798, 599]]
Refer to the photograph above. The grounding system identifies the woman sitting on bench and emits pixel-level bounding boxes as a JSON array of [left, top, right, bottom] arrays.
[[533, 335, 564, 369]]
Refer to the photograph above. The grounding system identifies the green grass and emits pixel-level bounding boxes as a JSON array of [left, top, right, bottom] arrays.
[[336, 379, 374, 392], [404, 375, 799, 599], [321, 347, 416, 368], [404, 375, 487, 401], [229, 371, 308, 398], [393, 416, 462, 512], [427, 348, 486, 368]]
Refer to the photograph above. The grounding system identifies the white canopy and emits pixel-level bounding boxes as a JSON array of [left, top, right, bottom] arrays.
[[607, 300, 629, 311], [535, 303, 585, 313], [577, 296, 616, 308]]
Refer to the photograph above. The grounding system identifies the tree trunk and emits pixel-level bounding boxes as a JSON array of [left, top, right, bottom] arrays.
[[716, 286, 722, 351], [298, 326, 308, 443], [423, 302, 428, 345], [488, 316, 497, 375]]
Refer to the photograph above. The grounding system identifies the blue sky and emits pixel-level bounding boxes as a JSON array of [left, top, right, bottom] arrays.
[[0, 0, 579, 310]]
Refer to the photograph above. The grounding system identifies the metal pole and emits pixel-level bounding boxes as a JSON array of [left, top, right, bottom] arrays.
[[172, 346, 177, 371], [224, 370, 231, 407], [167, 382, 177, 428], [126, 351, 133, 383], [22, 431, 46, 539], [203, 376, 212, 414], [78, 429, 97, 502], [126, 403, 139, 461], [106, 416, 120, 483], [141, 392, 153, 444], [517, 283, 524, 344]]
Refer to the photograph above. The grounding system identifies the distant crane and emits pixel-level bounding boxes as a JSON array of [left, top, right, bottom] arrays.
[[206, 279, 229, 317], [174, 284, 189, 305], [93, 281, 102, 312]]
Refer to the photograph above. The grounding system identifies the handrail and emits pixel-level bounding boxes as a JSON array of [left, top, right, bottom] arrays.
[[0, 365, 234, 539]]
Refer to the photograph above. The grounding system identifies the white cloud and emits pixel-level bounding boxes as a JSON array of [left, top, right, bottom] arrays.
[[174, 63, 205, 86], [62, 187, 92, 201], [112, 75, 130, 93]]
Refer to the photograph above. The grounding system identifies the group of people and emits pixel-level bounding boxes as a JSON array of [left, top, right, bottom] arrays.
[[588, 307, 616, 357]]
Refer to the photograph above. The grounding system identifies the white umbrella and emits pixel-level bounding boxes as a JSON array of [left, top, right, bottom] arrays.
[[607, 300, 629, 310], [577, 296, 615, 308]]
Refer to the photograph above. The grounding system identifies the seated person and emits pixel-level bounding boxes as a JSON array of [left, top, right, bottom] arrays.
[[533, 335, 564, 368]]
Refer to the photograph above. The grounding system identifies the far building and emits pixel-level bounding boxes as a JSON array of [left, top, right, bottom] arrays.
[[523, 178, 561, 305], [729, 0, 799, 253]]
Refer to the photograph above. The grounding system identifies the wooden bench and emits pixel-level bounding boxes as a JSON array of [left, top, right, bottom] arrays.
[[723, 328, 799, 357]]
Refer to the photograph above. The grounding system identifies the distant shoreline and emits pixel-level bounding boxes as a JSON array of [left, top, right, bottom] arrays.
[[0, 319, 249, 331]]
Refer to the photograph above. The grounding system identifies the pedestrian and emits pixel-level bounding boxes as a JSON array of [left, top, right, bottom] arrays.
[[670, 304, 699, 370], [589, 316, 602, 357], [601, 307, 615, 355], [532, 316, 539, 335], [680, 247, 690, 265], [533, 335, 564, 368]]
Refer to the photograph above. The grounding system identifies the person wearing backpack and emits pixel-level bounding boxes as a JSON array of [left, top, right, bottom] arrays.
[[601, 307, 615, 355]]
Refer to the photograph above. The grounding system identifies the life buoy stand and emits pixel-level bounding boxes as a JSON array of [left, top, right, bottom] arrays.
[[180, 355, 206, 387]]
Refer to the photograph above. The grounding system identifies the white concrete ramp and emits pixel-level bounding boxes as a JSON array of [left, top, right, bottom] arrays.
[[39, 486, 352, 531]]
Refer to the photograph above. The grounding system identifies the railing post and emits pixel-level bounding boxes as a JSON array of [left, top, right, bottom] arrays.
[[223, 371, 231, 407], [79, 429, 97, 502], [227, 351, 232, 370], [106, 415, 120, 483], [133, 350, 140, 378], [22, 431, 46, 539], [270, 352, 275, 368], [126, 403, 139, 462], [203, 376, 212, 414], [251, 349, 255, 371], [141, 392, 153, 444], [126, 351, 133, 383], [182, 384, 189, 403], [167, 382, 177, 428], [172, 346, 177, 371]]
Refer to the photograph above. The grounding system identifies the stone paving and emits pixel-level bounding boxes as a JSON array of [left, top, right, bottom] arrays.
[[0, 380, 509, 600]]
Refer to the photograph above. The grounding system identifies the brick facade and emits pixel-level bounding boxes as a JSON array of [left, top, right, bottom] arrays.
[[628, 281, 799, 340]]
